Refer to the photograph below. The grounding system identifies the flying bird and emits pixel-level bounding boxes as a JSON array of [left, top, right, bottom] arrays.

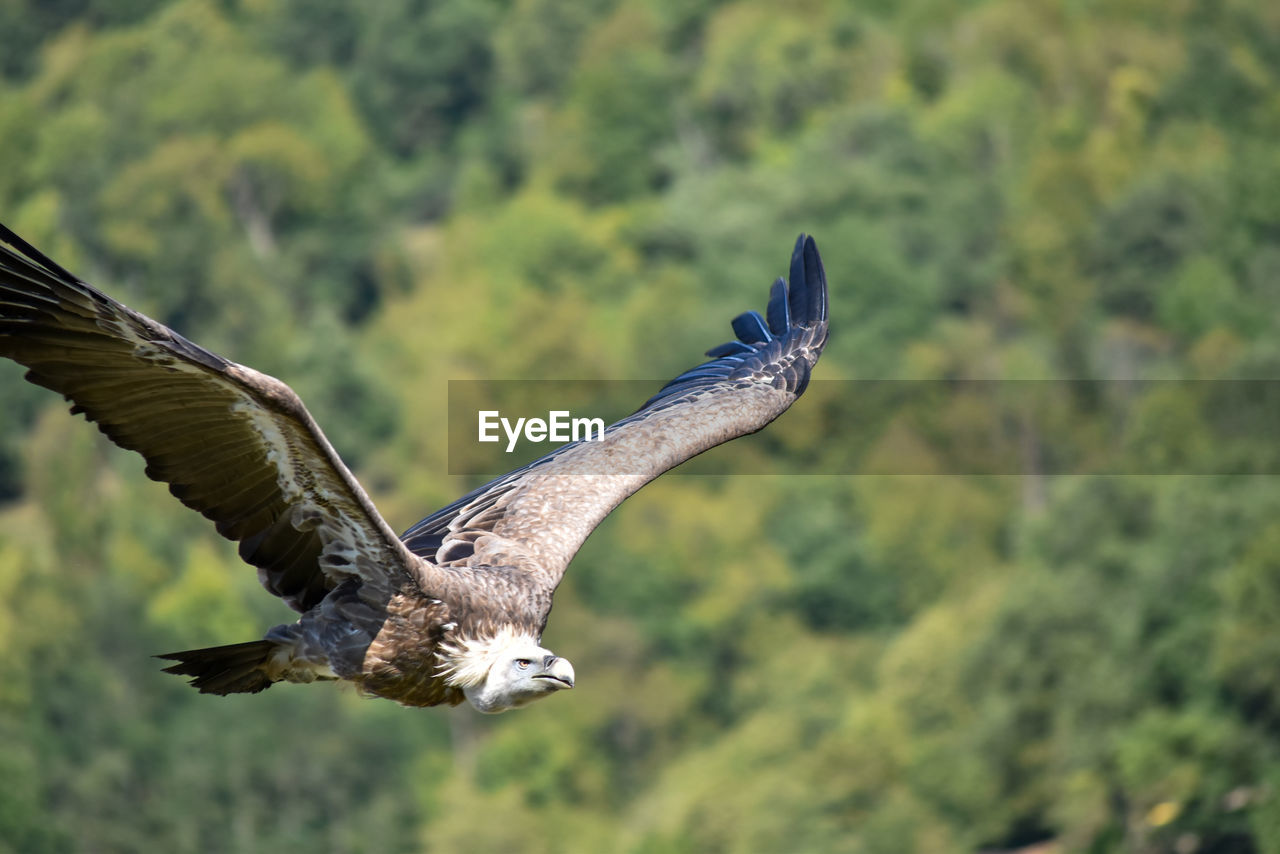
[[0, 225, 828, 713]]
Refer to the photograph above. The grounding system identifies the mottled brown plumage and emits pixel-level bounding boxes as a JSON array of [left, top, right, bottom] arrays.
[[0, 224, 828, 712]]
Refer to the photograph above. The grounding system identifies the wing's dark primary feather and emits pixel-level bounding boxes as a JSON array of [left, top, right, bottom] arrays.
[[731, 311, 771, 345], [0, 223, 422, 612], [401, 234, 829, 594]]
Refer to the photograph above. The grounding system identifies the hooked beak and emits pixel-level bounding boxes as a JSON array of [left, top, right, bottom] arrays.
[[534, 656, 575, 690]]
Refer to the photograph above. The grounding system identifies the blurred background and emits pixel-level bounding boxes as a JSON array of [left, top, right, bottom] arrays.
[[1, 0, 1278, 851]]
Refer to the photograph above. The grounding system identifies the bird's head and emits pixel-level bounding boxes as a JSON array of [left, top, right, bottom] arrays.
[[440, 629, 575, 714]]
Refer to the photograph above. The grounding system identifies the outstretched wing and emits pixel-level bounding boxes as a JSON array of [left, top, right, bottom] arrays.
[[0, 224, 420, 612], [401, 234, 829, 597]]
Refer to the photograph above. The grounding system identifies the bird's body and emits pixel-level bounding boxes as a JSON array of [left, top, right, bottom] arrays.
[[0, 225, 828, 712]]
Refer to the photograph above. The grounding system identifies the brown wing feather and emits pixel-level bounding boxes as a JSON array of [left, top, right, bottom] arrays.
[[468, 381, 797, 577], [0, 224, 424, 612], [402, 234, 829, 601]]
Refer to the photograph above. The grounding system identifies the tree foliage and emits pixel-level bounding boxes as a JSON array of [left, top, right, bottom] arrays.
[[1, 0, 1279, 851]]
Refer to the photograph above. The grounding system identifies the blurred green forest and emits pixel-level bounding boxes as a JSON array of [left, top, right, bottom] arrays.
[[1, 0, 1279, 851]]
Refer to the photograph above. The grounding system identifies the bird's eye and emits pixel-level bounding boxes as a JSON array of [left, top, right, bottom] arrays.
[[515, 659, 531, 670]]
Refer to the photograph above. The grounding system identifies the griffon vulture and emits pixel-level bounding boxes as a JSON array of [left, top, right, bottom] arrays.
[[0, 225, 828, 712]]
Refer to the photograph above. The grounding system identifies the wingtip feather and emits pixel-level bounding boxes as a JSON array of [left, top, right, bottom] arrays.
[[730, 310, 772, 345], [0, 221, 80, 285], [788, 233, 829, 326], [765, 277, 790, 336], [803, 235, 828, 322]]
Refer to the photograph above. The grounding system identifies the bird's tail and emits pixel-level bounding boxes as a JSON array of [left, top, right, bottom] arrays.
[[157, 640, 278, 695]]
